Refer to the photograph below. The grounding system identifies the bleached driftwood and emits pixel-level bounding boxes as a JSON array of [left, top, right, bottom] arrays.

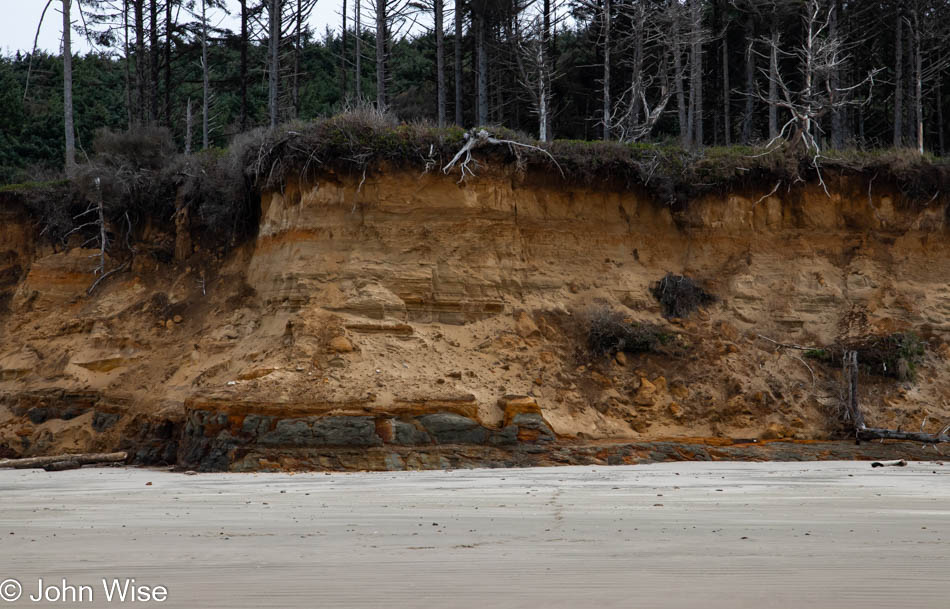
[[0, 451, 127, 470]]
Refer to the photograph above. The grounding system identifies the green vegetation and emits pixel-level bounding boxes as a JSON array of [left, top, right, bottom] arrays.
[[5, 108, 950, 262], [804, 332, 927, 382]]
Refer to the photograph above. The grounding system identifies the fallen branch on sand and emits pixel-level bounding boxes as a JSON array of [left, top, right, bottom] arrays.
[[871, 459, 907, 467], [0, 451, 127, 470], [858, 428, 950, 445]]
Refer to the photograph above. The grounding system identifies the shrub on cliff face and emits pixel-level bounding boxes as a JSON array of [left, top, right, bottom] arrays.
[[53, 130, 255, 253], [650, 273, 715, 319], [805, 332, 926, 381], [584, 306, 670, 358], [92, 127, 176, 170]]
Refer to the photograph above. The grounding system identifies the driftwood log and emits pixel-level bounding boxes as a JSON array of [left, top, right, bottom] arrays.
[[857, 428, 950, 444], [0, 451, 127, 470], [43, 459, 82, 472]]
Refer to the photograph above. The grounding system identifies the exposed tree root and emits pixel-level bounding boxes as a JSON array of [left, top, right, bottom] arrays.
[[443, 129, 564, 182]]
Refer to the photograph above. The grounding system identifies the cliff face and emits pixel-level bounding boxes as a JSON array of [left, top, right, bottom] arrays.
[[1, 170, 949, 469]]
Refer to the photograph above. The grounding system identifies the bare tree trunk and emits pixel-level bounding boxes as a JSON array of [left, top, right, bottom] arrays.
[[476, 9, 487, 126], [355, 0, 362, 99], [201, 0, 209, 148], [454, 0, 463, 125], [124, 0, 132, 130], [164, 0, 172, 125], [134, 0, 146, 124], [844, 350, 865, 430], [435, 0, 445, 127], [293, 0, 302, 117], [542, 0, 552, 139], [148, 0, 159, 124], [672, 10, 687, 146], [768, 12, 778, 140], [802, 0, 815, 144], [537, 41, 548, 141], [903, 13, 913, 144], [376, 0, 387, 108], [240, 0, 248, 129], [688, 0, 703, 148], [269, 0, 280, 127], [602, 0, 611, 140], [627, 6, 644, 136], [62, 0, 76, 176], [185, 97, 192, 154], [912, 6, 923, 155], [341, 0, 347, 100], [741, 10, 754, 144], [829, 0, 843, 149], [938, 71, 945, 156], [721, 16, 730, 146], [858, 103, 865, 142], [893, 3, 903, 147]]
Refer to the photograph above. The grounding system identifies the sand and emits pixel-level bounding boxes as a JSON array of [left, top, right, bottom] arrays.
[[0, 461, 947, 608]]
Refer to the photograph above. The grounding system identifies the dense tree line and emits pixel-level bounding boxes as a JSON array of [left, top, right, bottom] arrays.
[[2, 0, 950, 183]]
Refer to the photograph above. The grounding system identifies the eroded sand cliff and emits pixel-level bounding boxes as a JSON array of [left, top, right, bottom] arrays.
[[2, 169, 948, 469]]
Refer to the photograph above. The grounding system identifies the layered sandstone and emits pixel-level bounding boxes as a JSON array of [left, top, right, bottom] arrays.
[[1, 169, 949, 469]]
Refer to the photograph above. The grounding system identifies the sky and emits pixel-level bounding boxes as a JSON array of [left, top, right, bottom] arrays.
[[0, 0, 346, 56]]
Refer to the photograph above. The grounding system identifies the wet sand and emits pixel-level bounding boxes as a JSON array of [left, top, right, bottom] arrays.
[[0, 461, 947, 608]]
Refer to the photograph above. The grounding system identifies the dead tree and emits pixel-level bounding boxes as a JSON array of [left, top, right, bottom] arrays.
[[574, 0, 614, 140], [434, 0, 446, 127], [64, 177, 129, 294], [893, 1, 904, 147], [843, 350, 865, 429], [376, 0, 387, 107], [686, 0, 703, 148], [185, 97, 193, 154], [341, 0, 347, 99], [200, 0, 210, 147], [758, 335, 948, 447], [63, 0, 77, 176], [454, 0, 463, 124], [356, 0, 363, 99], [756, 0, 880, 190], [268, 0, 282, 126], [511, 0, 562, 141], [903, 1, 950, 155], [602, 0, 612, 140], [670, 0, 688, 146], [844, 350, 949, 446], [369, 0, 416, 110], [610, 0, 676, 142]]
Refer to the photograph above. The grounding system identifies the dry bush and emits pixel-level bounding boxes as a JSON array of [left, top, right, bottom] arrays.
[[233, 109, 466, 190], [650, 273, 715, 319], [583, 306, 670, 359]]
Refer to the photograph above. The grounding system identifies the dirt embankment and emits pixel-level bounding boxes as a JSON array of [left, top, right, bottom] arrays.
[[2, 169, 949, 470]]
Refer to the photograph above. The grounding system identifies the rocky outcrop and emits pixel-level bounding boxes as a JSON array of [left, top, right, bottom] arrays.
[[177, 397, 560, 471]]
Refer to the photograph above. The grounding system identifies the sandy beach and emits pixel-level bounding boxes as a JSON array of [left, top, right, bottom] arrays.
[[0, 461, 947, 608]]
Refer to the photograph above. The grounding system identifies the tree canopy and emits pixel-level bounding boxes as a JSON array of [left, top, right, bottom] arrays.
[[2, 0, 949, 183]]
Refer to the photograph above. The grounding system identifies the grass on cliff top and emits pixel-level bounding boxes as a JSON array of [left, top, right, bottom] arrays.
[[5, 109, 950, 255], [231, 109, 950, 204]]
